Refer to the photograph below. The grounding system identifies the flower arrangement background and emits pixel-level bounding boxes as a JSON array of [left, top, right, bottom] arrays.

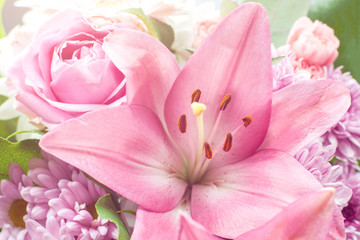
[[0, 0, 359, 239]]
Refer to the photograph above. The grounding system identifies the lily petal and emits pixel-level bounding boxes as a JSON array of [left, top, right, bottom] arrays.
[[131, 206, 186, 240], [164, 2, 272, 166], [178, 213, 219, 240], [190, 150, 327, 238], [235, 188, 336, 240], [102, 29, 180, 123], [132, 206, 218, 240], [259, 80, 350, 155], [40, 105, 186, 212]]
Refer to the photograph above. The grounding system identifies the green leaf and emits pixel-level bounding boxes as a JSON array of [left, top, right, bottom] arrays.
[[96, 194, 130, 240], [122, 8, 159, 40], [220, 0, 239, 17], [0, 118, 18, 140], [0, 96, 19, 139], [0, 95, 7, 105], [244, 0, 311, 47], [308, 0, 360, 83], [149, 17, 174, 50], [0, 0, 6, 38], [0, 138, 42, 180], [272, 56, 285, 65]]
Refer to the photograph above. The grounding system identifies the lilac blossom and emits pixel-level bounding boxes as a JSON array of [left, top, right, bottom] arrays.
[[339, 165, 360, 239], [295, 141, 352, 209], [321, 65, 360, 168], [21, 157, 119, 239]]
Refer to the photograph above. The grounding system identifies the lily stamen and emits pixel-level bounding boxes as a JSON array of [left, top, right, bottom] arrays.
[[204, 142, 213, 159], [191, 102, 207, 167], [223, 133, 233, 152], [219, 94, 232, 111], [242, 116, 252, 127], [191, 89, 202, 103], [207, 94, 232, 144], [178, 114, 187, 133]]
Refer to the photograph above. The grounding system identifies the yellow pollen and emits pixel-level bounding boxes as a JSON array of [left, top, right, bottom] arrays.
[[191, 102, 206, 116], [191, 89, 201, 103], [204, 142, 213, 159], [223, 133, 233, 152], [219, 94, 232, 111], [9, 199, 28, 228], [242, 116, 253, 127], [178, 114, 187, 133]]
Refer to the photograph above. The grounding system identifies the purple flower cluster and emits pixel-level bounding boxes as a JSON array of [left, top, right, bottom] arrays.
[[294, 141, 351, 208], [321, 65, 360, 168], [0, 158, 119, 239], [339, 165, 360, 239], [272, 46, 360, 237]]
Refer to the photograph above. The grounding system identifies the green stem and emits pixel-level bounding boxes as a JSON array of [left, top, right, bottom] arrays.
[[0, 0, 6, 38], [116, 209, 136, 215], [5, 130, 44, 141]]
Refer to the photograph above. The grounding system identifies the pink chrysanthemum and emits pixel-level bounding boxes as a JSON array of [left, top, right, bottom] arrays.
[[21, 157, 120, 239], [295, 140, 352, 209], [26, 216, 73, 240], [21, 157, 75, 224], [0, 163, 33, 239], [321, 65, 360, 168], [272, 45, 312, 91], [339, 165, 360, 239], [48, 169, 119, 239]]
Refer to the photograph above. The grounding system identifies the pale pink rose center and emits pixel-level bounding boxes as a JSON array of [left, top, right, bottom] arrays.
[[50, 33, 125, 105]]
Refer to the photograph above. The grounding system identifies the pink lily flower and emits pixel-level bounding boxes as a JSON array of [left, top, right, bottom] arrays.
[[178, 188, 337, 240], [40, 3, 350, 239]]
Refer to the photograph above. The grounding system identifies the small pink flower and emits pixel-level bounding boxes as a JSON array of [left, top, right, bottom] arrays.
[[271, 45, 311, 91], [192, 19, 219, 49], [287, 16, 340, 66], [0, 163, 33, 239], [292, 57, 325, 79]]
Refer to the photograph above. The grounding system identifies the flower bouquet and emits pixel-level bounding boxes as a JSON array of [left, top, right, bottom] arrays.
[[0, 0, 359, 239]]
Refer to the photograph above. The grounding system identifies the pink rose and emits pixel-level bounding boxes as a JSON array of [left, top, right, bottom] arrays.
[[292, 57, 325, 80], [192, 19, 219, 49], [7, 11, 133, 128], [287, 16, 340, 66]]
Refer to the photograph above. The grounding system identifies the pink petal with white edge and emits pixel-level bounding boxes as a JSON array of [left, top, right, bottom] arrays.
[[191, 150, 330, 239], [260, 80, 350, 155], [164, 3, 272, 167], [236, 188, 336, 240], [102, 29, 180, 123], [40, 105, 187, 212]]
